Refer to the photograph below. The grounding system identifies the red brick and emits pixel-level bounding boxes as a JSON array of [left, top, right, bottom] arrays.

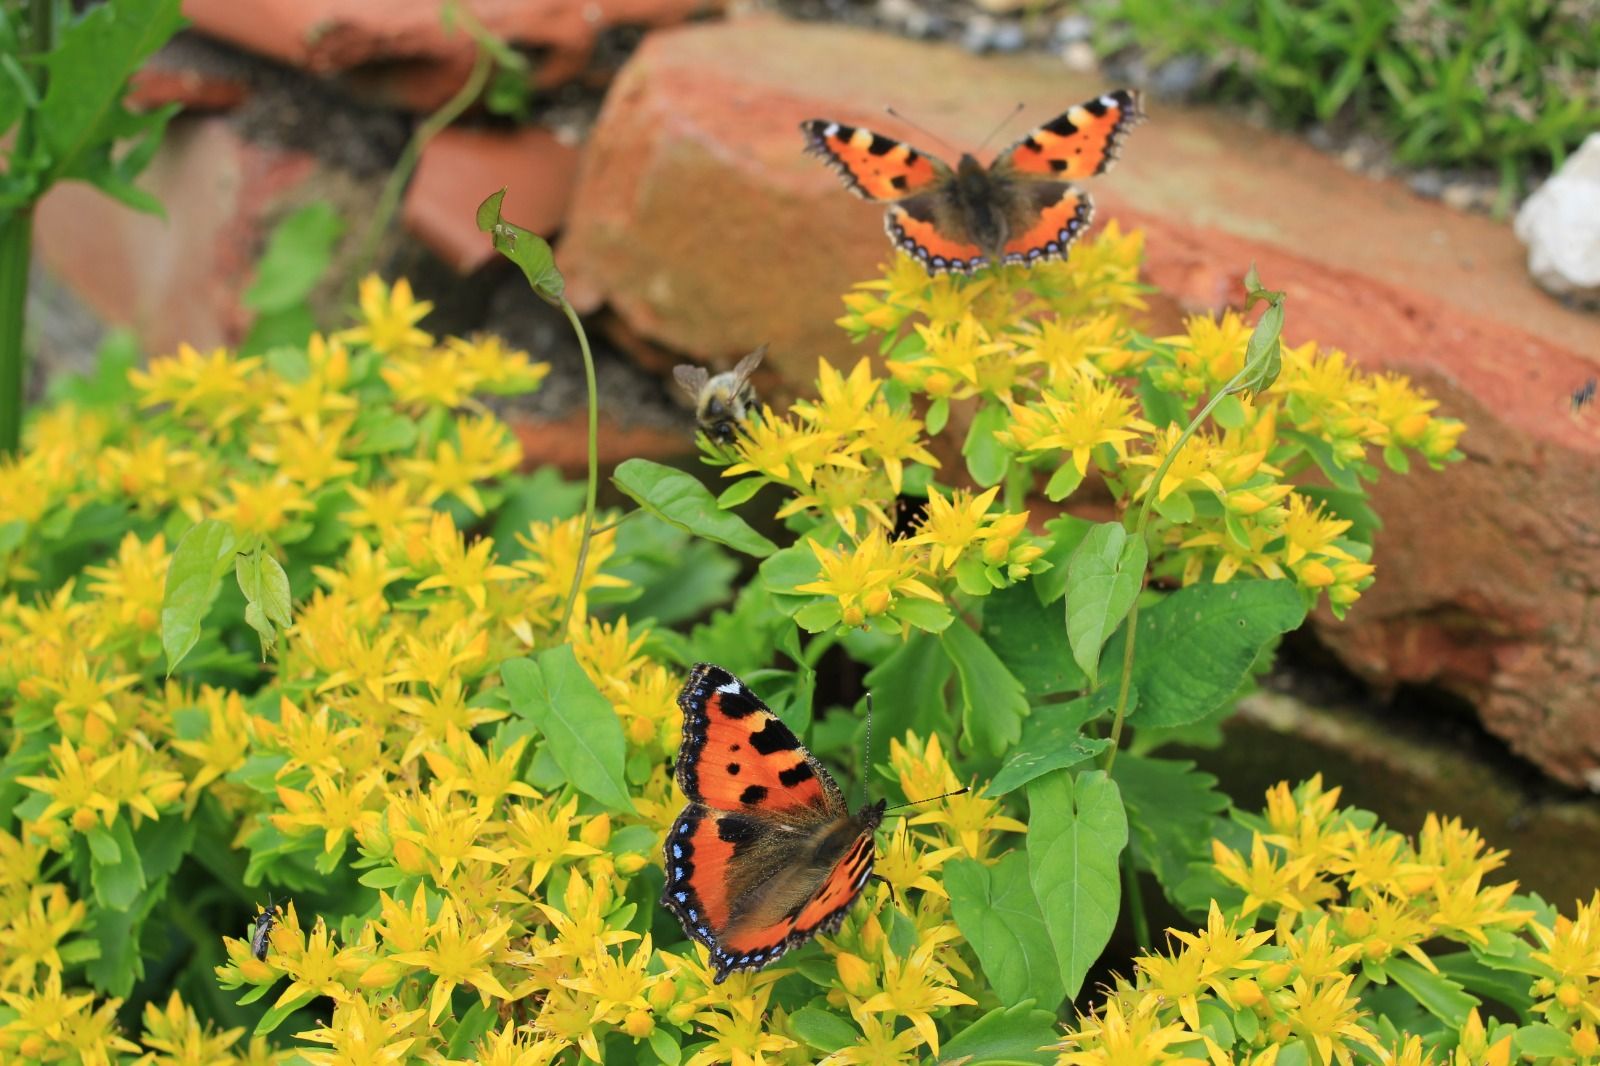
[[33, 117, 317, 355], [559, 15, 1600, 788], [510, 410, 694, 477], [128, 66, 249, 112], [403, 126, 579, 274], [182, 0, 719, 108]]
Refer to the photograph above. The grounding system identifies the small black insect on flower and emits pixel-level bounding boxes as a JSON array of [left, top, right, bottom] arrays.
[[251, 896, 282, 961]]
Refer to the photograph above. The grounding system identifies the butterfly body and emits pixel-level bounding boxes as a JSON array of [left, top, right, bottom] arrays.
[[803, 90, 1144, 274], [663, 664, 883, 983]]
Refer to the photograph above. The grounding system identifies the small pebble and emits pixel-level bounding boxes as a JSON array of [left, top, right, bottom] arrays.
[[1151, 53, 1207, 97], [1060, 40, 1097, 72], [991, 21, 1026, 52], [1408, 170, 1446, 199], [1052, 13, 1093, 43]]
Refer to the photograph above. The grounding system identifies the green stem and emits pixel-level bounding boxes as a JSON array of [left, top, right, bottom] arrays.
[[1122, 853, 1151, 951], [556, 297, 599, 636], [349, 47, 494, 293], [0, 208, 33, 455], [0, 0, 54, 456], [1102, 360, 1262, 774]]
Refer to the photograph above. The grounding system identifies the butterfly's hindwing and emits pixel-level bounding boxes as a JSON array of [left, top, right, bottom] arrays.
[[885, 195, 988, 275], [800, 120, 947, 202], [1001, 183, 1094, 265], [999, 89, 1145, 180]]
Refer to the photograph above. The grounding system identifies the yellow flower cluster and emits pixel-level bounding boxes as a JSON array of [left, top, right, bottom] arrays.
[[1055, 775, 1600, 1066], [0, 277, 1021, 1064], [821, 228, 1465, 619]]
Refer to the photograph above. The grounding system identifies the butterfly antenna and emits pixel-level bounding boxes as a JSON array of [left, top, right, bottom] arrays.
[[976, 101, 1026, 154], [884, 106, 960, 158], [862, 692, 873, 808], [883, 786, 971, 813]]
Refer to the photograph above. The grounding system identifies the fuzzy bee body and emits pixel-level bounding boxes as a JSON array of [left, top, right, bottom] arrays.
[[674, 346, 766, 445]]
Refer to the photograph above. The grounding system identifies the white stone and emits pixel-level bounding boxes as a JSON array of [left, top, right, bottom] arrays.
[[1515, 132, 1600, 306]]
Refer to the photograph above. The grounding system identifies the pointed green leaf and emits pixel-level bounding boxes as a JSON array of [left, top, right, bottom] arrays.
[[982, 582, 1086, 699], [942, 621, 1027, 756], [1383, 957, 1478, 1028], [1099, 579, 1305, 730], [947, 854, 1066, 1010], [161, 519, 236, 675], [963, 402, 1012, 486], [1027, 769, 1127, 999], [614, 459, 777, 557], [934, 1001, 1059, 1065], [477, 187, 564, 302], [788, 1005, 859, 1052], [1065, 523, 1146, 687], [986, 697, 1113, 797], [503, 645, 635, 812]]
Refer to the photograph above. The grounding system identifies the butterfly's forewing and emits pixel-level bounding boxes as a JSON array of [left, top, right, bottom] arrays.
[[673, 663, 845, 818], [801, 120, 949, 202], [996, 89, 1145, 181]]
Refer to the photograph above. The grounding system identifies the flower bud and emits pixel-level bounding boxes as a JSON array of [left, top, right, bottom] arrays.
[[623, 1010, 655, 1038]]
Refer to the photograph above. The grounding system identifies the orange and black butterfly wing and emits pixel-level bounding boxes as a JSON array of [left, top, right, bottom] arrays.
[[671, 662, 844, 818], [801, 120, 949, 202], [789, 821, 879, 944], [662, 804, 882, 983], [662, 804, 801, 979], [996, 89, 1145, 181], [1000, 183, 1096, 266], [886, 194, 989, 275]]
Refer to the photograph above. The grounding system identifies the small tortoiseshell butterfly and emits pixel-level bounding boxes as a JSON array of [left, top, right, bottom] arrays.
[[661, 663, 885, 983], [801, 89, 1144, 274]]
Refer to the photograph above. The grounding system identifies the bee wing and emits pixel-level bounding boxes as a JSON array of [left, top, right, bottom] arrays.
[[674, 364, 710, 402], [727, 345, 767, 392]]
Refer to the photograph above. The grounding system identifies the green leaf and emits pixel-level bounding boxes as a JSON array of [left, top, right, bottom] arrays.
[[1034, 515, 1094, 605], [89, 816, 145, 911], [934, 1001, 1059, 1065], [947, 854, 1066, 1010], [613, 459, 777, 557], [942, 621, 1027, 756], [715, 477, 765, 509], [243, 201, 343, 312], [161, 519, 236, 675], [503, 646, 635, 812], [963, 402, 1012, 487], [1027, 769, 1127, 1000], [865, 632, 951, 745], [1383, 957, 1477, 1028], [39, 0, 185, 191], [1432, 952, 1533, 1015], [347, 408, 420, 456], [1114, 754, 1228, 900], [235, 548, 292, 657], [1044, 461, 1084, 501], [893, 596, 953, 633], [1513, 1024, 1573, 1059], [648, 1027, 683, 1065], [254, 990, 317, 1036], [1236, 268, 1285, 397], [982, 583, 1087, 698], [788, 1005, 859, 1052], [986, 698, 1112, 797], [1100, 580, 1305, 729], [926, 396, 949, 435], [1065, 523, 1146, 687], [477, 188, 564, 303], [445, 1001, 498, 1057]]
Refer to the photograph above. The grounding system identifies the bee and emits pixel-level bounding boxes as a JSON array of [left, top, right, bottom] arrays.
[[674, 345, 766, 445], [251, 896, 282, 961]]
